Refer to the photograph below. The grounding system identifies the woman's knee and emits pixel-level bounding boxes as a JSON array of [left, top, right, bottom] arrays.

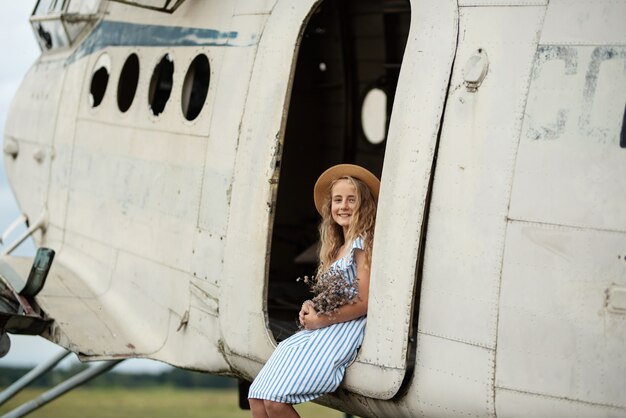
[[249, 398, 269, 418], [249, 398, 263, 407], [263, 400, 289, 413]]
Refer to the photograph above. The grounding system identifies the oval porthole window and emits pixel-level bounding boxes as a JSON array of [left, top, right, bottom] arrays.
[[149, 54, 174, 116], [89, 53, 111, 108], [361, 87, 387, 145], [117, 53, 140, 113], [181, 54, 210, 121]]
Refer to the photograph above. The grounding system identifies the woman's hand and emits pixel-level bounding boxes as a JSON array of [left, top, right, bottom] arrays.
[[302, 314, 328, 330], [299, 300, 315, 327], [299, 301, 327, 330]]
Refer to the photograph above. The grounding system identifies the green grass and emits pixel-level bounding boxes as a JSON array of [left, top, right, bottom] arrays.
[[0, 387, 344, 418]]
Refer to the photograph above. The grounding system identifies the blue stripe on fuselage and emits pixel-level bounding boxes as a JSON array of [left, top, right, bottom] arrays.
[[68, 20, 258, 64]]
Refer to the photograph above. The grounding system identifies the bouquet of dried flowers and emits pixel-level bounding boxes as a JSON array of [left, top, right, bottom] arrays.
[[297, 269, 360, 316]]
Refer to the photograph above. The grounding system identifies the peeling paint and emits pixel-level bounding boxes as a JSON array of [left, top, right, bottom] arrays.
[[580, 47, 626, 143], [526, 45, 626, 144], [68, 20, 257, 64], [527, 45, 577, 141]]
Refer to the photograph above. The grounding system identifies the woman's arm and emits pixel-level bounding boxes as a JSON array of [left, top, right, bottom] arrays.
[[300, 250, 370, 330]]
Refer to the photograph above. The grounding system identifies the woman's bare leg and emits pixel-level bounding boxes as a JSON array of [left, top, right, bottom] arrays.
[[264, 400, 300, 418], [249, 398, 270, 418]]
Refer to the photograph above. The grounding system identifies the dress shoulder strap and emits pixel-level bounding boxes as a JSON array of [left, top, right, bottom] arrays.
[[351, 236, 365, 252]]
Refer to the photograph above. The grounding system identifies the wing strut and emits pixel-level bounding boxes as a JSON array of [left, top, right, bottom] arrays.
[[1, 210, 47, 256], [0, 358, 123, 418], [0, 349, 70, 406]]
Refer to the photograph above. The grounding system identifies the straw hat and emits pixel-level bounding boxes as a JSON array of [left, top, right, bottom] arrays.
[[313, 164, 380, 215]]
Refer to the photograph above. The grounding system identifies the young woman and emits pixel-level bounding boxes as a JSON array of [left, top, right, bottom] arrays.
[[248, 164, 379, 418]]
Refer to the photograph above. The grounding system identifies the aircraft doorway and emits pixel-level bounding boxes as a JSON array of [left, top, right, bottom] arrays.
[[267, 0, 411, 341]]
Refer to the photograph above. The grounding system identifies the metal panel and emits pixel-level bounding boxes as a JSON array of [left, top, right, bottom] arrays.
[[496, 388, 626, 418], [405, 6, 546, 415], [196, 16, 266, 236], [66, 121, 203, 272], [342, 0, 458, 399], [412, 333, 496, 417], [5, 238, 230, 371], [47, 58, 88, 242], [419, 5, 546, 349], [503, 5, 626, 411], [508, 45, 626, 232], [3, 59, 65, 228], [541, 0, 626, 45], [459, 0, 547, 5], [496, 222, 626, 412], [234, 0, 276, 16], [219, 0, 320, 373], [193, 15, 267, 283], [2, 254, 142, 355]]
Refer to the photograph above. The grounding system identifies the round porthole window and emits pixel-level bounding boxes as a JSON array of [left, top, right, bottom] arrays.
[[181, 54, 210, 121], [89, 53, 110, 108], [118, 53, 140, 113], [361, 88, 387, 145], [149, 54, 174, 116]]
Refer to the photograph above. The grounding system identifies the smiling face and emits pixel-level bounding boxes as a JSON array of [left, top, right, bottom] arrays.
[[330, 178, 358, 232]]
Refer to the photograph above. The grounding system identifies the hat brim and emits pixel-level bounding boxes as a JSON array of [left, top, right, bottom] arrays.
[[313, 164, 380, 215]]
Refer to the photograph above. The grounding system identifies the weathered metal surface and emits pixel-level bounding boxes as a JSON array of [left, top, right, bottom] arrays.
[[219, 0, 320, 376], [496, 222, 626, 414], [496, 1, 626, 412], [2, 0, 625, 416], [509, 44, 626, 231], [540, 0, 626, 46], [459, 0, 547, 5], [411, 5, 546, 417], [342, 0, 458, 400]]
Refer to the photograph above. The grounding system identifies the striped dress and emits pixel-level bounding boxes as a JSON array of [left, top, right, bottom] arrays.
[[248, 237, 367, 404]]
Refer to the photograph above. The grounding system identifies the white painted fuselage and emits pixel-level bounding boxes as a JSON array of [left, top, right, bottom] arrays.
[[2, 0, 625, 417]]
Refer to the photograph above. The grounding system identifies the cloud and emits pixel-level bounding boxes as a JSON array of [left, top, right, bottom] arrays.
[[0, 3, 39, 80]]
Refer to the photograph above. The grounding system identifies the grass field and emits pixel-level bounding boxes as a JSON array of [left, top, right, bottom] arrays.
[[0, 388, 345, 418]]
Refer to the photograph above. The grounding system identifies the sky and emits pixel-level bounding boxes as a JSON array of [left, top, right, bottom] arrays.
[[0, 2, 170, 374]]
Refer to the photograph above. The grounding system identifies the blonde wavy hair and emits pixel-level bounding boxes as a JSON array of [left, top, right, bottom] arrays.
[[317, 176, 377, 274]]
